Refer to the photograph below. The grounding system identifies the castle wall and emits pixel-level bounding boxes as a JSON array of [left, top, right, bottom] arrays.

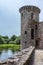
[[38, 22, 43, 48], [21, 11, 31, 49], [19, 6, 40, 50]]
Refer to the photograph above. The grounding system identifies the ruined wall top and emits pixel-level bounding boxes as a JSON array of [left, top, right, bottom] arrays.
[[19, 5, 40, 13]]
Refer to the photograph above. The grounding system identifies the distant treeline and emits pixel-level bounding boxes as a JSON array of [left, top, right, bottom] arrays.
[[0, 35, 20, 44]]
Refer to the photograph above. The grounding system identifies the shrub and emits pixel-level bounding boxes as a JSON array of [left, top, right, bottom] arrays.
[[9, 41, 15, 44]]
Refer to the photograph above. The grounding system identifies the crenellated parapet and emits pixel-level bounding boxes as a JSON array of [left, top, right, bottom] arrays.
[[19, 5, 40, 13]]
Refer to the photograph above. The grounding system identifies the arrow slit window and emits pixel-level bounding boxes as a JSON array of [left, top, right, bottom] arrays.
[[31, 29, 34, 39], [31, 13, 34, 19]]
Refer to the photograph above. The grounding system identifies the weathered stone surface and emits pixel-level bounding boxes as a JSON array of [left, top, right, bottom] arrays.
[[19, 5, 43, 49], [19, 5, 40, 49], [0, 46, 35, 65], [29, 50, 43, 65]]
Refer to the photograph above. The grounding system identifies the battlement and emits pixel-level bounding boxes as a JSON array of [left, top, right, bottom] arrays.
[[19, 5, 40, 13]]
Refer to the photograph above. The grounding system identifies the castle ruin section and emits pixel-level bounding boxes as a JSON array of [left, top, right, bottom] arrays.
[[19, 5, 40, 49], [38, 22, 43, 48]]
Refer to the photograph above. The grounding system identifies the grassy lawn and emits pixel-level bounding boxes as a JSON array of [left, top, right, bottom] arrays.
[[0, 44, 20, 51]]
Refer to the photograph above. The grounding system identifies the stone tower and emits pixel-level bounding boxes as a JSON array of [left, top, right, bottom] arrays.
[[19, 6, 40, 49]]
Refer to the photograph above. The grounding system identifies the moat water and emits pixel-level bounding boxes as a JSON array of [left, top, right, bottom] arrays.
[[0, 49, 15, 61]]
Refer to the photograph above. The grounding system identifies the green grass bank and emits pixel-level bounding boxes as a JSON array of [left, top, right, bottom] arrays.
[[0, 44, 20, 51]]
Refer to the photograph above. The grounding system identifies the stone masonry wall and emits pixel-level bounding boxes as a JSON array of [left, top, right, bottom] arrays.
[[19, 6, 40, 50], [0, 46, 35, 65], [38, 22, 43, 48]]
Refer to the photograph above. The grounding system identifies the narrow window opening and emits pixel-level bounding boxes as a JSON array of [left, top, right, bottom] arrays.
[[25, 31, 27, 34], [31, 29, 34, 39], [35, 40, 39, 48], [25, 41, 27, 43], [35, 25, 37, 30], [31, 13, 34, 19], [21, 13, 23, 16]]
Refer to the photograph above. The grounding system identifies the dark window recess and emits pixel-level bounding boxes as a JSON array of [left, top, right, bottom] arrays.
[[35, 40, 39, 47], [21, 13, 23, 16], [31, 29, 34, 39], [35, 25, 37, 30], [25, 31, 27, 34], [31, 13, 34, 19], [25, 41, 27, 43]]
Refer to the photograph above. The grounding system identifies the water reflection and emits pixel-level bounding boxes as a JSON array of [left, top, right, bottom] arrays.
[[0, 49, 15, 61], [0, 51, 2, 55]]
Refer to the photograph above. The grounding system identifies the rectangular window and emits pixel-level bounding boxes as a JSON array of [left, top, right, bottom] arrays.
[[35, 25, 37, 30], [31, 29, 34, 39], [25, 31, 27, 34], [31, 13, 34, 19]]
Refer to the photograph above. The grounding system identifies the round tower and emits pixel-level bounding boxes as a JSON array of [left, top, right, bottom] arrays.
[[19, 5, 40, 49]]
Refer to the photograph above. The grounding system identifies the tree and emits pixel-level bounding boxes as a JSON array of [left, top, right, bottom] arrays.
[[2, 36, 9, 44], [14, 36, 20, 44], [2, 36, 9, 39], [0, 36, 6, 44], [10, 35, 17, 41], [9, 41, 15, 44]]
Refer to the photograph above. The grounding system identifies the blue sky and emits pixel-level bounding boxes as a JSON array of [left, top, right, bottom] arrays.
[[0, 0, 43, 37]]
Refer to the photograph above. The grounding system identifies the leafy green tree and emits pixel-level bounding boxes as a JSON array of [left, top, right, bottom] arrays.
[[9, 41, 15, 44], [2, 36, 9, 39], [0, 36, 6, 44], [2, 36, 9, 44], [14, 36, 20, 44], [10, 35, 17, 41]]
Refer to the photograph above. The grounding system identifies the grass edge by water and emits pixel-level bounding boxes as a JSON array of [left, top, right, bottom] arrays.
[[0, 44, 20, 51]]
